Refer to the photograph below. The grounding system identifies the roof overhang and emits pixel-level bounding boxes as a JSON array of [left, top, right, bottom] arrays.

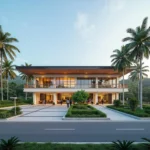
[[16, 66, 133, 76]]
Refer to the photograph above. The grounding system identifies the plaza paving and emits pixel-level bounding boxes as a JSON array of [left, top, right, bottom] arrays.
[[10, 105, 68, 121], [93, 105, 137, 121], [8, 105, 139, 122]]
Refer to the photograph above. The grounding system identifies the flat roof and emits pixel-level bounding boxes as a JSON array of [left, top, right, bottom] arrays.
[[16, 66, 133, 76]]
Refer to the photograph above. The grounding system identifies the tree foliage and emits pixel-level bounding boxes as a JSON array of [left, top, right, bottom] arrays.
[[72, 90, 89, 103]]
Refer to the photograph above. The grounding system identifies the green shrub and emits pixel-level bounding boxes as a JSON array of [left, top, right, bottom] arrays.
[[128, 98, 138, 111], [113, 100, 121, 107], [72, 90, 89, 103], [0, 136, 20, 150], [9, 107, 22, 115]]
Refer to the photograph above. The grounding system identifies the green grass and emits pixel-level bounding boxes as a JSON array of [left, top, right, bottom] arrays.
[[0, 100, 31, 108], [107, 105, 150, 117], [0, 107, 22, 118], [14, 143, 146, 150], [66, 104, 107, 118]]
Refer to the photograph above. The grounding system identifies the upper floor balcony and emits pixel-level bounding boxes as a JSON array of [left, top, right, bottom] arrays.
[[24, 83, 128, 89]]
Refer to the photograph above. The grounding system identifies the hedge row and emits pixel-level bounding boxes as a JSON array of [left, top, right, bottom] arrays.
[[0, 107, 22, 118], [66, 105, 106, 117], [107, 106, 150, 117]]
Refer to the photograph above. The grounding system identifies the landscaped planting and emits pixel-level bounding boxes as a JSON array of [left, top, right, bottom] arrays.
[[107, 105, 150, 117], [66, 104, 106, 117], [0, 107, 22, 118], [0, 99, 32, 108]]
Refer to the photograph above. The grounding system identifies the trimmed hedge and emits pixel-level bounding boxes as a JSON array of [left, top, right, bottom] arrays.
[[0, 99, 32, 108], [107, 105, 150, 117], [66, 104, 106, 117], [0, 107, 22, 118]]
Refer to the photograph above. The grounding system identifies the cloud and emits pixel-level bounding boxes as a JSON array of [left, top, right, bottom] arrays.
[[103, 0, 126, 12], [74, 12, 95, 40]]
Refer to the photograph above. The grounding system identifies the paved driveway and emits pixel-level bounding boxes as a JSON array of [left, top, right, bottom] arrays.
[[94, 105, 137, 121], [10, 105, 68, 121]]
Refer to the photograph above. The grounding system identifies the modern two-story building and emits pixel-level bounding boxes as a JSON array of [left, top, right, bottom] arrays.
[[16, 66, 132, 105]]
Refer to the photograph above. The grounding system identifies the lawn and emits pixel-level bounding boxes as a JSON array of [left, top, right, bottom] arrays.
[[14, 143, 146, 150], [0, 100, 32, 108], [107, 105, 150, 117], [0, 107, 22, 118], [65, 104, 107, 118]]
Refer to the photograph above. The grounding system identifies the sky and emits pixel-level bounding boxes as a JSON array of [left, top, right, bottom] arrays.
[[0, 0, 150, 76]]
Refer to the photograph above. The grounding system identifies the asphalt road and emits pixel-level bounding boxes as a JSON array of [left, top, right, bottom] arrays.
[[0, 121, 150, 142]]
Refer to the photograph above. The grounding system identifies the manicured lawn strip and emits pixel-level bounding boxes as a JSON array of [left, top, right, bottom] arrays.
[[66, 104, 107, 117], [15, 143, 146, 150], [0, 100, 30, 108], [0, 107, 22, 118], [107, 105, 150, 117]]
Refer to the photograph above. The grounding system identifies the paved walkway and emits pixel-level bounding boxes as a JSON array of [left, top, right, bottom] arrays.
[[9, 105, 68, 121], [94, 105, 137, 121]]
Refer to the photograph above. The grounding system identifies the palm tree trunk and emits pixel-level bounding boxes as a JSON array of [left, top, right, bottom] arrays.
[[0, 50, 3, 101], [139, 59, 143, 109], [25, 79, 28, 100], [122, 70, 125, 105], [7, 79, 9, 100]]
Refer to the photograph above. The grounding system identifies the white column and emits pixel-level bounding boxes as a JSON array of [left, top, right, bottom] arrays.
[[53, 78, 56, 88], [94, 93, 98, 104], [53, 93, 57, 104], [96, 77, 98, 88], [33, 77, 36, 88], [116, 93, 119, 99], [33, 93, 36, 105]]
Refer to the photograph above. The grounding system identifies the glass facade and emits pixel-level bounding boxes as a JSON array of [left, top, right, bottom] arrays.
[[56, 78, 76, 88], [76, 78, 96, 88]]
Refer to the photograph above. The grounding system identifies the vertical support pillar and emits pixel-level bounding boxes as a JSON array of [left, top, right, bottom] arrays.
[[53, 78, 56, 88], [111, 79, 113, 88], [116, 78, 117, 88], [96, 77, 98, 88], [33, 77, 36, 88], [33, 93, 36, 105], [53, 93, 57, 104], [116, 93, 119, 99], [94, 93, 98, 104]]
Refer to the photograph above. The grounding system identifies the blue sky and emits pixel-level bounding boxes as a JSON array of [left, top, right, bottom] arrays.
[[0, 0, 150, 74]]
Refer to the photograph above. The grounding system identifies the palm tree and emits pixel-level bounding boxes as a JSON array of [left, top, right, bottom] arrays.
[[129, 62, 149, 102], [2, 60, 16, 100], [122, 17, 150, 109], [0, 25, 20, 101], [111, 45, 131, 105], [20, 63, 33, 100]]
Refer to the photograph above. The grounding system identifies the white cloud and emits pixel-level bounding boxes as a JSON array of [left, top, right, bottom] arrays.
[[103, 0, 126, 12], [74, 12, 96, 40]]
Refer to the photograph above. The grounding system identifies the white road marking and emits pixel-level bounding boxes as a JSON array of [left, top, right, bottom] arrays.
[[116, 128, 144, 131], [44, 129, 75, 131]]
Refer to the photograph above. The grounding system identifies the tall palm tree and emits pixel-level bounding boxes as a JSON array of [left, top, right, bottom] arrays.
[[129, 62, 149, 102], [0, 25, 20, 101], [2, 60, 16, 100], [111, 45, 131, 105], [122, 17, 150, 109], [20, 63, 33, 100]]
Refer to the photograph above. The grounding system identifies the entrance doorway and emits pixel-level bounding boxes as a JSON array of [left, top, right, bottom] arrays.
[[57, 93, 72, 104], [98, 93, 112, 104]]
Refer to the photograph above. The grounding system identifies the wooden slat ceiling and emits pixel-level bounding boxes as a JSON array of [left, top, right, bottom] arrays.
[[16, 66, 133, 76]]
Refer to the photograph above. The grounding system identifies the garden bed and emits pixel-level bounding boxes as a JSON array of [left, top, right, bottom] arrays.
[[0, 107, 22, 119], [65, 104, 107, 118], [0, 100, 32, 108], [13, 143, 146, 150], [107, 105, 150, 117]]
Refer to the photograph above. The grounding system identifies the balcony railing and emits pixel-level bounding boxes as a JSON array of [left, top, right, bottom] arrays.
[[24, 84, 128, 89]]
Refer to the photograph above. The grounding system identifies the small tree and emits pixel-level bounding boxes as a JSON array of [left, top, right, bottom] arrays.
[[128, 98, 138, 111], [72, 90, 89, 104], [113, 100, 121, 107]]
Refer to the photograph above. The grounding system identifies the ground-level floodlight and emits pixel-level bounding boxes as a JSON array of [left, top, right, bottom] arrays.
[[10, 97, 17, 116]]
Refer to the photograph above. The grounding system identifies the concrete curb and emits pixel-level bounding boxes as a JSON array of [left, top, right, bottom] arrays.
[[6, 114, 23, 120], [18, 142, 147, 144], [106, 107, 150, 120], [62, 117, 110, 120]]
